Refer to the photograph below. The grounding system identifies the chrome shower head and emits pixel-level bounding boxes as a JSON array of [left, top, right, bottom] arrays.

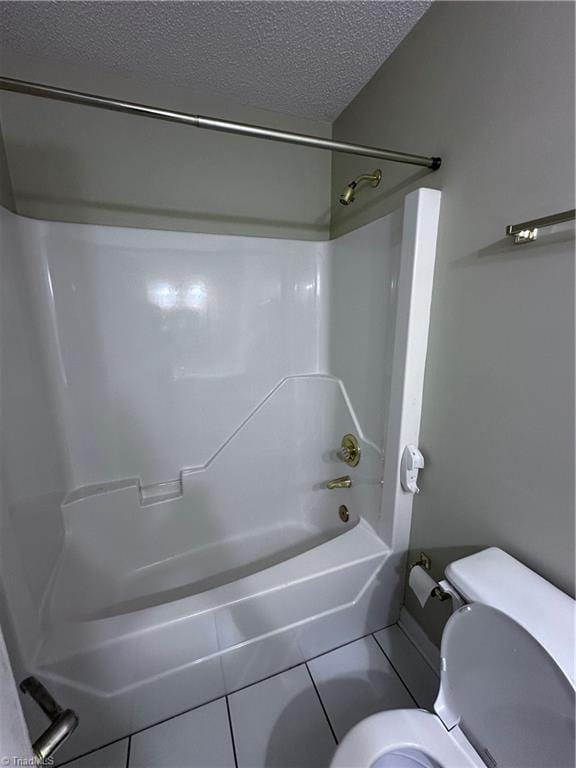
[[339, 169, 382, 206]]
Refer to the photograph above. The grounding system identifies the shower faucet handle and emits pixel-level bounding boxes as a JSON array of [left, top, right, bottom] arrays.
[[337, 434, 361, 467], [337, 446, 352, 462]]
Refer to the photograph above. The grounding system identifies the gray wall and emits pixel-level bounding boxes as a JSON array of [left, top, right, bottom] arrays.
[[0, 52, 331, 240], [332, 1, 575, 644]]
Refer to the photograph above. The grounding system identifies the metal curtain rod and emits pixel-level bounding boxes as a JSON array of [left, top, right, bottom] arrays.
[[506, 208, 575, 244], [0, 76, 441, 170]]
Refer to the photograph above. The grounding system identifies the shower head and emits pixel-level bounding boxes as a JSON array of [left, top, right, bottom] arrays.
[[339, 183, 357, 206], [339, 169, 382, 206]]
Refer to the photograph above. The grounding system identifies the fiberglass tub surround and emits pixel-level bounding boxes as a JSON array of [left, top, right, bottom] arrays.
[[50, 376, 383, 623], [0, 189, 440, 760]]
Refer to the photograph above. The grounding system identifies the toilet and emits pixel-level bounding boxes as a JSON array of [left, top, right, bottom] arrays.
[[330, 548, 575, 768]]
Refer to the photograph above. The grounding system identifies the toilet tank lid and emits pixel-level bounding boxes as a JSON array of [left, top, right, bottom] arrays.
[[446, 547, 575, 682]]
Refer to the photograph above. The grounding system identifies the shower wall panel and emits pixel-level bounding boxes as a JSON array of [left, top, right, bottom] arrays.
[[0, 208, 67, 662], [0, 207, 405, 585], [328, 210, 402, 453], [18, 219, 328, 489]]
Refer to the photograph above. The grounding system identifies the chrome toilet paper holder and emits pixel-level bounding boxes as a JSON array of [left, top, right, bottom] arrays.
[[410, 552, 451, 602]]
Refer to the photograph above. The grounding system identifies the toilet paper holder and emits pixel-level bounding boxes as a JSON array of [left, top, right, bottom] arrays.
[[410, 552, 451, 602], [411, 552, 432, 571]]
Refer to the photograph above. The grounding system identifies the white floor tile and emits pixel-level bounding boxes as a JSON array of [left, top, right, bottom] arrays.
[[129, 698, 235, 768], [229, 665, 336, 768], [374, 625, 440, 710], [63, 740, 128, 768], [308, 636, 415, 741]]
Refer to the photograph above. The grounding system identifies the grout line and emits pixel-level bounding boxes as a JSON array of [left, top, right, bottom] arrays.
[[57, 621, 397, 766], [305, 663, 339, 745], [372, 631, 419, 708], [56, 692, 227, 767], [57, 735, 132, 768], [227, 662, 306, 697], [225, 696, 239, 768], [223, 621, 398, 699], [125, 735, 132, 768]]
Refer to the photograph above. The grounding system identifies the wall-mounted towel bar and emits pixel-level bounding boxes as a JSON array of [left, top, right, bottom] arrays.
[[506, 208, 575, 244]]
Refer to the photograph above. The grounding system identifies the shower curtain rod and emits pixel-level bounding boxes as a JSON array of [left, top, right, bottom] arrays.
[[0, 76, 441, 170]]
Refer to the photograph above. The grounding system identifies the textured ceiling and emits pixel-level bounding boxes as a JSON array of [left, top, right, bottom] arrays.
[[0, 1, 431, 121]]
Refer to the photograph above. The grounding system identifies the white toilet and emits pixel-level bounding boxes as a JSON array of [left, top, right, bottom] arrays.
[[330, 548, 575, 768]]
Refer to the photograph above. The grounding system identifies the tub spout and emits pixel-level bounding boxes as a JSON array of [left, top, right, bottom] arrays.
[[325, 475, 352, 490]]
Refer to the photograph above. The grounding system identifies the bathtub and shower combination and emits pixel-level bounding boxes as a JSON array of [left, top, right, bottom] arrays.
[[1, 174, 440, 758]]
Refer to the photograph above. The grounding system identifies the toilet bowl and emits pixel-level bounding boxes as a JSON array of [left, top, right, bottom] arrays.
[[331, 709, 482, 768], [331, 548, 575, 768]]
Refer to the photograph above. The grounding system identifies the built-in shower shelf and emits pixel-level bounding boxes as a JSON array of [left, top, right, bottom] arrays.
[[63, 478, 140, 505], [63, 477, 184, 507], [140, 479, 183, 505]]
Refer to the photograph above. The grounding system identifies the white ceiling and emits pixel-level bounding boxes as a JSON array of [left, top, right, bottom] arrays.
[[0, 1, 431, 122]]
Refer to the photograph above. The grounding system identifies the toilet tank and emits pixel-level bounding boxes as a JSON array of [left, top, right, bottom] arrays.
[[445, 547, 574, 682]]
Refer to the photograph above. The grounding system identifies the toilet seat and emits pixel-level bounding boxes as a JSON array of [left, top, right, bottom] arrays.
[[329, 709, 483, 768], [331, 603, 575, 768]]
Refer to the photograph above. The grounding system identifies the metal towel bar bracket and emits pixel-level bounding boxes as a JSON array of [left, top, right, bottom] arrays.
[[506, 208, 575, 244]]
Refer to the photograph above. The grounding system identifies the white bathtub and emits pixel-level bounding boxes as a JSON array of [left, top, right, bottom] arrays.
[[34, 504, 394, 762], [23, 375, 393, 759], [39, 528, 396, 762], [40, 518, 389, 695], [1, 189, 441, 761]]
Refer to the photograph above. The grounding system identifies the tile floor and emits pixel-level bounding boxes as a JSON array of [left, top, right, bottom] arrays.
[[61, 623, 439, 768]]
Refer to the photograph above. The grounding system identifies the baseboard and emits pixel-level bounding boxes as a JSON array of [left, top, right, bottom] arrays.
[[398, 606, 441, 676]]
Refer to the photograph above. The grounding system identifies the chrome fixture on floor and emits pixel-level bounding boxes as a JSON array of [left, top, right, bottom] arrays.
[[20, 677, 79, 763], [339, 169, 382, 206], [326, 475, 352, 490]]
